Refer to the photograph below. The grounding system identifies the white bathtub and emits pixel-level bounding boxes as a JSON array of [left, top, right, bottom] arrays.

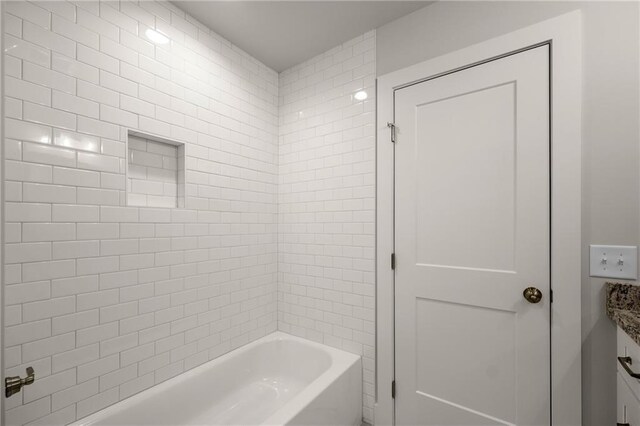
[[73, 332, 362, 426]]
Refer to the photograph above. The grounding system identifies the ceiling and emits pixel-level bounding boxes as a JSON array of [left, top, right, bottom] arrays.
[[172, 1, 431, 72]]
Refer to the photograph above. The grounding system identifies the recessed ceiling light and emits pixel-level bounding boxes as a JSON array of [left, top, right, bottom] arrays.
[[145, 28, 169, 45], [354, 90, 368, 101]]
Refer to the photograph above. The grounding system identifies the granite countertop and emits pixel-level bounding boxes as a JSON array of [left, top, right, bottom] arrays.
[[606, 282, 640, 346]]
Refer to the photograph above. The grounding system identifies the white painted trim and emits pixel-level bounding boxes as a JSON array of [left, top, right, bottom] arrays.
[[375, 11, 582, 425]]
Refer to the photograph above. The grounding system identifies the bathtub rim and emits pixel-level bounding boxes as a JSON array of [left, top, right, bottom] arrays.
[[71, 331, 361, 426], [263, 335, 362, 425]]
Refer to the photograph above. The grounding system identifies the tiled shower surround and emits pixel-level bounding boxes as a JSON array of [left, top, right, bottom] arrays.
[[278, 32, 376, 421], [2, 1, 375, 425], [3, 1, 279, 424]]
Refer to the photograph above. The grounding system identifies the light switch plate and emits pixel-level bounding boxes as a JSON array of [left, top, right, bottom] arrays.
[[590, 245, 637, 280]]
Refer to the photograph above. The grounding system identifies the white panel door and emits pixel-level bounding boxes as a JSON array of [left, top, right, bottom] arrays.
[[394, 46, 550, 425]]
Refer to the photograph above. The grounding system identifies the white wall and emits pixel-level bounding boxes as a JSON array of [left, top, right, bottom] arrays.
[[377, 2, 640, 425], [277, 31, 376, 422], [2, 1, 279, 424]]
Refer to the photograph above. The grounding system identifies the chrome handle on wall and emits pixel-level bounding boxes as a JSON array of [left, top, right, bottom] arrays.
[[618, 356, 640, 379], [5, 367, 35, 398]]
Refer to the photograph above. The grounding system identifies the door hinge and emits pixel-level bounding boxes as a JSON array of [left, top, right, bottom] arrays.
[[391, 253, 396, 270], [387, 122, 396, 143], [392, 380, 396, 398]]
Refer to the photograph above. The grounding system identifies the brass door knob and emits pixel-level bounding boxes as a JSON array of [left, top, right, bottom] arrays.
[[523, 287, 542, 304]]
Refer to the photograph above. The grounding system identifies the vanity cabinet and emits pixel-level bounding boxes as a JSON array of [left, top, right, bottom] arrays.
[[618, 326, 640, 425]]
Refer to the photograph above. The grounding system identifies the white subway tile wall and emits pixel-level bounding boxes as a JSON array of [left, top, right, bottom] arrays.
[[126, 134, 182, 208], [277, 31, 376, 422], [3, 1, 279, 424]]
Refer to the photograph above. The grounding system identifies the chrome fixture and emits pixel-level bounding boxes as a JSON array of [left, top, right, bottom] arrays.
[[5, 367, 35, 397]]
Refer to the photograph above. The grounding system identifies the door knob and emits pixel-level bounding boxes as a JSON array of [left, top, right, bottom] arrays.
[[5, 367, 35, 397], [523, 287, 542, 304]]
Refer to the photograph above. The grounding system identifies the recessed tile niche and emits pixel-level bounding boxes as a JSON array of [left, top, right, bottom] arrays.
[[126, 131, 185, 208]]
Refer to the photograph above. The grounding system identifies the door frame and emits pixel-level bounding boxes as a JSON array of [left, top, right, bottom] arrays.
[[375, 10, 582, 425]]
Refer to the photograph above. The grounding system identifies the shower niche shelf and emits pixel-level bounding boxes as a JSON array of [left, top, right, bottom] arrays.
[[126, 131, 185, 209]]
